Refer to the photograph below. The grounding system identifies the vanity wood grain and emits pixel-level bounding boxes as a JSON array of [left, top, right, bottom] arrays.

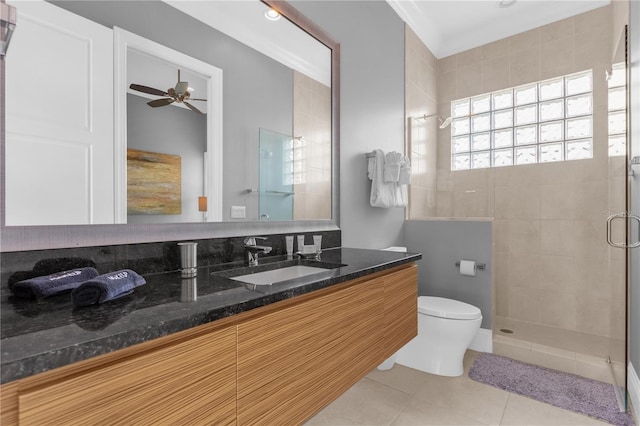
[[0, 263, 417, 425], [237, 273, 386, 424]]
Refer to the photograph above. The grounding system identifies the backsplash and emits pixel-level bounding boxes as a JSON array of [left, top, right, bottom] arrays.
[[1, 230, 341, 297]]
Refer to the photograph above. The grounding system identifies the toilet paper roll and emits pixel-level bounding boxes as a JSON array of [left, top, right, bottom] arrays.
[[459, 260, 477, 276]]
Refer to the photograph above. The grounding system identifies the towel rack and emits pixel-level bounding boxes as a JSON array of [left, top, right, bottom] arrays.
[[245, 189, 294, 196], [365, 151, 376, 158]]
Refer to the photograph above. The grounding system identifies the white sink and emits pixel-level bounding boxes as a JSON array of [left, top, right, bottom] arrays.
[[230, 265, 332, 286]]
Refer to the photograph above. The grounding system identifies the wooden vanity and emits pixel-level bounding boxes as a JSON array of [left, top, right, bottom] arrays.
[[1, 263, 417, 425]]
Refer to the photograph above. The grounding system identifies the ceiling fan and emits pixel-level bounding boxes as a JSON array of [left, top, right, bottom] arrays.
[[129, 70, 206, 114]]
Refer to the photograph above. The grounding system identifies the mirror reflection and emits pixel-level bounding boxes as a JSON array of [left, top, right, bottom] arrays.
[[4, 0, 332, 226]]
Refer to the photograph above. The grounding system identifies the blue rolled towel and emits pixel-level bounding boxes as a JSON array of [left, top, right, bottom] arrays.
[[71, 269, 146, 307], [12, 267, 99, 299], [8, 257, 96, 291]]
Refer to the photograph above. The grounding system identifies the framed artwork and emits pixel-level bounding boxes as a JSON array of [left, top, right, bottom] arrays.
[[127, 148, 181, 215]]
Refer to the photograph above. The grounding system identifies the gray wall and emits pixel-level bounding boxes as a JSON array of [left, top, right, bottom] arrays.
[[405, 221, 493, 329], [127, 94, 206, 224], [54, 1, 293, 222], [292, 1, 407, 249], [630, 0, 639, 378]]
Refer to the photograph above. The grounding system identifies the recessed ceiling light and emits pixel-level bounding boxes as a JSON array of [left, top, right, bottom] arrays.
[[264, 9, 281, 21], [497, 0, 517, 8]]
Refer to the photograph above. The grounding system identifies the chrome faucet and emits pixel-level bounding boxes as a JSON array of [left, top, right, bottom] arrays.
[[244, 237, 272, 266]]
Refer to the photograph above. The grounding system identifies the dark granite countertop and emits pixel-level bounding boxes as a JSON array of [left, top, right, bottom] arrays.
[[1, 247, 420, 384]]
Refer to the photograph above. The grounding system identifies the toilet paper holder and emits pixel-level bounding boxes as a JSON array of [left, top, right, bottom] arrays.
[[455, 261, 486, 270]]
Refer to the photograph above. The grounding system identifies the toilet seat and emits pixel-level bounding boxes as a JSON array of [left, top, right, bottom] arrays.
[[418, 296, 482, 320]]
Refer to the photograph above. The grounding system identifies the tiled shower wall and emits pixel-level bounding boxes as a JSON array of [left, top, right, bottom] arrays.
[[408, 5, 626, 340], [406, 27, 438, 219], [293, 71, 332, 220]]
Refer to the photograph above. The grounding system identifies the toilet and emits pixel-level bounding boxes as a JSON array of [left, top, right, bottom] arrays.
[[379, 296, 482, 377]]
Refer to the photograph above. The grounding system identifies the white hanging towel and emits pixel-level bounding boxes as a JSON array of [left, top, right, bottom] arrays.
[[367, 157, 375, 180], [384, 151, 403, 182], [398, 156, 411, 185], [396, 155, 411, 207], [370, 150, 397, 208], [396, 183, 408, 207]]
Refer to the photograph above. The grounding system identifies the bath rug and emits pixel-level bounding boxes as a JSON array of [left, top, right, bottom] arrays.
[[469, 353, 635, 426]]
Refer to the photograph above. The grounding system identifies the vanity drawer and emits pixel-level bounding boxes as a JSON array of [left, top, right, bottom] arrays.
[[383, 264, 418, 356], [16, 326, 236, 426], [236, 276, 386, 425]]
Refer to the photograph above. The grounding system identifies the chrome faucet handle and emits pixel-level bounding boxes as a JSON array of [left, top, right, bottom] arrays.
[[244, 236, 266, 246], [244, 237, 270, 266]]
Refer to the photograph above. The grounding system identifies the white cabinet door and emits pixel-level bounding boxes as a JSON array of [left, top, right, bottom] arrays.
[[5, 0, 113, 225]]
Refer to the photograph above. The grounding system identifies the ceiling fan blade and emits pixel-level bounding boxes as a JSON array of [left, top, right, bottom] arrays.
[[190, 98, 207, 102], [130, 84, 168, 97], [184, 101, 204, 114], [147, 98, 174, 108]]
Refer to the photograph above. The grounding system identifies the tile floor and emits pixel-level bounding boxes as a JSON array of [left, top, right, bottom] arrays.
[[305, 351, 611, 426]]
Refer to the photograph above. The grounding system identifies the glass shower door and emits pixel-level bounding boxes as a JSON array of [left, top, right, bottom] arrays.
[[606, 23, 630, 411], [258, 128, 294, 221]]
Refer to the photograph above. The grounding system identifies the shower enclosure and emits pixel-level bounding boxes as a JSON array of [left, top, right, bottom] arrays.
[[605, 22, 632, 410], [406, 1, 632, 411], [258, 128, 295, 221], [490, 21, 632, 411]]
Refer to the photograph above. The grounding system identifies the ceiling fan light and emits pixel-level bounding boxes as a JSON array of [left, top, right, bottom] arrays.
[[175, 81, 189, 94]]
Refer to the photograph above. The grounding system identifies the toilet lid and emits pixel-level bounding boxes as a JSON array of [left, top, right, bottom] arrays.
[[418, 296, 482, 320]]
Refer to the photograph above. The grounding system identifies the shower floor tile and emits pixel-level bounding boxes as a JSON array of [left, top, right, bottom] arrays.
[[493, 316, 626, 385], [494, 316, 618, 358]]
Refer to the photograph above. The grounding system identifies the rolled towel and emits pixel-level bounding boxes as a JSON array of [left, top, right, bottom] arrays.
[[12, 267, 99, 299], [384, 151, 403, 182], [7, 271, 38, 292], [384, 163, 401, 182], [399, 156, 411, 185], [72, 269, 146, 307], [9, 257, 96, 291], [367, 157, 375, 180]]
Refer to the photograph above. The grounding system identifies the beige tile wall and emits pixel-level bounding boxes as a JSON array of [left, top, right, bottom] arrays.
[[293, 71, 332, 220], [407, 5, 627, 340], [405, 26, 438, 219]]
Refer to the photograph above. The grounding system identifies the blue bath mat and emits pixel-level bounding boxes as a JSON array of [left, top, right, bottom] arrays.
[[469, 353, 635, 426]]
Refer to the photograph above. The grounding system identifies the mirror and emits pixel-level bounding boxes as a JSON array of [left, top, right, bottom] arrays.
[[6, 1, 331, 226], [0, 0, 340, 251], [115, 26, 224, 224]]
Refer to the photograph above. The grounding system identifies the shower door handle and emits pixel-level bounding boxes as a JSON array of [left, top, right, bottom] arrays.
[[629, 214, 640, 248], [606, 212, 640, 248]]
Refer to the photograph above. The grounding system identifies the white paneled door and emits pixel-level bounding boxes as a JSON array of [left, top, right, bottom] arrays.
[[5, 0, 113, 225]]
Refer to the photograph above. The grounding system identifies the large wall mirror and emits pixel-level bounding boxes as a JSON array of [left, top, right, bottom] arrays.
[[1, 0, 340, 251]]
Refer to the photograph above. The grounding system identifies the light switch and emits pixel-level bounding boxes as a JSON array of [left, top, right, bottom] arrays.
[[231, 205, 246, 219]]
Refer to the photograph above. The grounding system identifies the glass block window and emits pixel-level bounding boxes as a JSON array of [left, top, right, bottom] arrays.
[[451, 70, 593, 171], [283, 137, 306, 185], [608, 63, 626, 157]]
